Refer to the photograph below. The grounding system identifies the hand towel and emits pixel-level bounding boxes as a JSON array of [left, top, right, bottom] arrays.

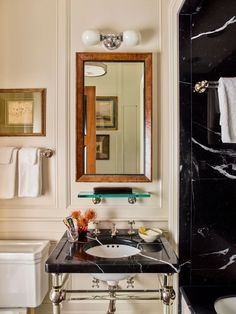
[[207, 88, 220, 145], [0, 147, 18, 199], [18, 147, 42, 197], [218, 77, 236, 143]]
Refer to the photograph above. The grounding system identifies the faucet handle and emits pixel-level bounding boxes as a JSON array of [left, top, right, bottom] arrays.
[[128, 220, 136, 235], [111, 223, 118, 236], [93, 221, 100, 235]]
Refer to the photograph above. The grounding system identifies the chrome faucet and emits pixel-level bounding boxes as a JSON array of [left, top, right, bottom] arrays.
[[128, 220, 136, 235], [92, 221, 100, 236], [111, 223, 118, 237]]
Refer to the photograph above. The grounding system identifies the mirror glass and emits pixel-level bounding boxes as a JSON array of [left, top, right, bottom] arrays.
[[76, 53, 152, 182], [85, 61, 144, 175]]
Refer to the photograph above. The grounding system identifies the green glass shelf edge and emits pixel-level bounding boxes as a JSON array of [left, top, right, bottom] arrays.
[[78, 192, 151, 198]]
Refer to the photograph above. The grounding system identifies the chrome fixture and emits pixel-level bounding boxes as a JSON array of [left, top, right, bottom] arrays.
[[126, 277, 135, 288], [41, 148, 54, 158], [128, 220, 136, 235], [111, 223, 118, 237], [92, 197, 101, 204], [128, 196, 136, 204], [92, 221, 101, 236], [160, 274, 176, 306], [82, 29, 141, 50], [92, 278, 100, 289], [194, 80, 219, 93], [49, 273, 176, 314], [107, 285, 117, 314]]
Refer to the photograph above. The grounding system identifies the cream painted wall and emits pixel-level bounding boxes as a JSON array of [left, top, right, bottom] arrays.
[[0, 0, 181, 313], [0, 0, 174, 240], [70, 0, 164, 223]]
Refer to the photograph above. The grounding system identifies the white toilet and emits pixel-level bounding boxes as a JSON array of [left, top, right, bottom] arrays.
[[0, 240, 50, 312]]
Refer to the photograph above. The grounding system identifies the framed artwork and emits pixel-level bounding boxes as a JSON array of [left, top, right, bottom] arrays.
[[0, 88, 46, 136], [96, 96, 118, 130], [96, 135, 109, 160]]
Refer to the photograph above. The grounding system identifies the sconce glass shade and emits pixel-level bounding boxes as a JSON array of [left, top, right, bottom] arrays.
[[82, 30, 100, 46], [123, 30, 141, 46], [84, 62, 107, 77]]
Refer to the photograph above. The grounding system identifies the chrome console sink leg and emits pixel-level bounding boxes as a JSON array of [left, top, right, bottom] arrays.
[[107, 285, 117, 314], [161, 274, 176, 314], [49, 273, 67, 314]]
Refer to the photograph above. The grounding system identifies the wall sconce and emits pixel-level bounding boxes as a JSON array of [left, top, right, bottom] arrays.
[[82, 30, 141, 50]]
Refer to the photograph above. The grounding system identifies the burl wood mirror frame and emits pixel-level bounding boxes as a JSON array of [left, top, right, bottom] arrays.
[[76, 52, 152, 182]]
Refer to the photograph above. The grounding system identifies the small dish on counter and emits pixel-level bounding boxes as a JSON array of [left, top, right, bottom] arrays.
[[138, 227, 163, 243]]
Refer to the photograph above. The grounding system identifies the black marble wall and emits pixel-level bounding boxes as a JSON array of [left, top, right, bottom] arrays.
[[179, 0, 236, 286]]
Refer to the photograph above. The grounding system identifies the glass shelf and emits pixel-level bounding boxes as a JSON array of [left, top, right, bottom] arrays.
[[78, 191, 151, 204]]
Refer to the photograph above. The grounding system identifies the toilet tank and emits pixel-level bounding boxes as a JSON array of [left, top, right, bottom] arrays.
[[0, 240, 50, 307]]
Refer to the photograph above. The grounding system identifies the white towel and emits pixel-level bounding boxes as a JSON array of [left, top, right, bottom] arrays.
[[0, 147, 18, 199], [218, 77, 236, 143], [18, 147, 42, 197]]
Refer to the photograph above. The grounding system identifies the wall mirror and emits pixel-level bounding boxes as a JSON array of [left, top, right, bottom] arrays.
[[76, 52, 152, 182]]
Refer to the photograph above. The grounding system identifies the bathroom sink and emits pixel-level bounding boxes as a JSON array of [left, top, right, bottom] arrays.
[[214, 296, 236, 314], [84, 237, 140, 285], [84, 237, 141, 258]]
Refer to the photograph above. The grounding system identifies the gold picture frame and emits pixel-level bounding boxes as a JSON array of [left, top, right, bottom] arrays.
[[96, 135, 109, 160], [0, 88, 46, 136], [96, 96, 118, 130]]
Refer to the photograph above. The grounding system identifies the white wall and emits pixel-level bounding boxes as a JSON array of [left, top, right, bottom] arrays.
[[0, 0, 180, 312], [0, 0, 172, 239], [70, 0, 164, 224]]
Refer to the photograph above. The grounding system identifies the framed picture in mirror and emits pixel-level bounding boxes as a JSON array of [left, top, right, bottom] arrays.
[[96, 96, 118, 130], [96, 134, 109, 160], [0, 88, 46, 136]]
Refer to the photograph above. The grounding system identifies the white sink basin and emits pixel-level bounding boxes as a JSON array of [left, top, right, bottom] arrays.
[[84, 237, 140, 285], [214, 296, 236, 314], [85, 243, 140, 258]]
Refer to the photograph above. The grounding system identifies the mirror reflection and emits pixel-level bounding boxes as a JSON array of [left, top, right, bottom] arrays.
[[84, 61, 144, 175], [76, 52, 152, 182]]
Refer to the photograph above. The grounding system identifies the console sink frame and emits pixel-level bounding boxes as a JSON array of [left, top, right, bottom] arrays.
[[46, 231, 178, 314]]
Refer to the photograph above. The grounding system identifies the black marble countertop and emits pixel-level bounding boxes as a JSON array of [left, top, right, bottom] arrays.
[[181, 286, 236, 314], [45, 230, 178, 274]]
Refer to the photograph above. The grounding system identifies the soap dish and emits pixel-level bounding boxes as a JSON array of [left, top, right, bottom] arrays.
[[138, 228, 162, 243]]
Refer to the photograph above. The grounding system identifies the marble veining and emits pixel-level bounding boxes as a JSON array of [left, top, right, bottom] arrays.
[[138, 252, 179, 273], [193, 121, 221, 137], [209, 164, 236, 179], [87, 235, 179, 272], [192, 138, 236, 157], [179, 0, 236, 289], [219, 254, 236, 270], [199, 248, 229, 256], [45, 231, 179, 274], [191, 15, 236, 40], [192, 138, 236, 178], [197, 227, 209, 238]]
